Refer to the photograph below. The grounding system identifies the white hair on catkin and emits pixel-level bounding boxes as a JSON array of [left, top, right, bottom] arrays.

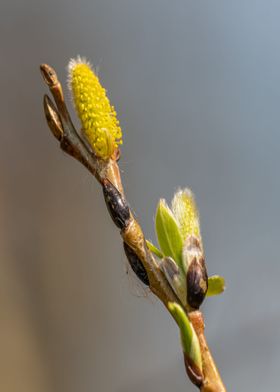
[[67, 55, 93, 91]]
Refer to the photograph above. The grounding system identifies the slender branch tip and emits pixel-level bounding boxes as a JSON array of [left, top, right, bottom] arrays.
[[40, 64, 58, 87]]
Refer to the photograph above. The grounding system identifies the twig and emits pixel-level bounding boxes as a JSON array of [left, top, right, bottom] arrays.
[[40, 63, 226, 392]]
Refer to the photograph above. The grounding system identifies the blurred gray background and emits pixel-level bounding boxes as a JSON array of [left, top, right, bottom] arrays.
[[1, 1, 280, 391]]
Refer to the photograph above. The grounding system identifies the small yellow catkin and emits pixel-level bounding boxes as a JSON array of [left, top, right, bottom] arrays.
[[68, 56, 122, 160], [171, 189, 201, 240]]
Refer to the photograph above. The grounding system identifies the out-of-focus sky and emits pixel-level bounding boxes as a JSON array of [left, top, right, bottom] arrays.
[[1, 1, 280, 391]]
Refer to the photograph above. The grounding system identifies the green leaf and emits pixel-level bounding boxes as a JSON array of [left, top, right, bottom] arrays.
[[168, 302, 202, 372], [155, 199, 183, 266], [146, 240, 164, 258], [161, 257, 186, 306], [207, 275, 225, 297]]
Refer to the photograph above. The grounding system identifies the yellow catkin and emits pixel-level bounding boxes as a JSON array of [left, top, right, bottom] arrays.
[[171, 189, 201, 240], [68, 56, 122, 159]]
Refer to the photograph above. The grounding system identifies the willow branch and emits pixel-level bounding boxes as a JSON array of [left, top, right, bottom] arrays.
[[40, 64, 226, 392]]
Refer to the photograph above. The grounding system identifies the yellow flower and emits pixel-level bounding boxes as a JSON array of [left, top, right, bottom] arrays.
[[171, 189, 201, 240], [68, 56, 122, 160]]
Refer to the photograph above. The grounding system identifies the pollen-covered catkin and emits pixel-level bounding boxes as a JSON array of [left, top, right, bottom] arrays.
[[171, 189, 201, 240], [68, 56, 122, 160]]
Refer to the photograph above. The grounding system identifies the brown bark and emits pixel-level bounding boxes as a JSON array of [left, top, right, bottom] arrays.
[[189, 312, 226, 392]]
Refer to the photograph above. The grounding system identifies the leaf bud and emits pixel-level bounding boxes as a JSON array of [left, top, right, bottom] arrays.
[[123, 242, 149, 286], [102, 179, 130, 229]]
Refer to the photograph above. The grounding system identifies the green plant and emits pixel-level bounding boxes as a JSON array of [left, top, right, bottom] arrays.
[[40, 57, 226, 391]]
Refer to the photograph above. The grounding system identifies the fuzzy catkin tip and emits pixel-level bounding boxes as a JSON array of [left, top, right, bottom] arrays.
[[171, 188, 201, 240], [68, 56, 122, 160]]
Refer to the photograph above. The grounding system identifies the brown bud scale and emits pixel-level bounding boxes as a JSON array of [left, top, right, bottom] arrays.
[[184, 352, 203, 387], [123, 242, 149, 286], [43, 95, 63, 140], [187, 256, 208, 309], [40, 64, 59, 87], [102, 179, 130, 229]]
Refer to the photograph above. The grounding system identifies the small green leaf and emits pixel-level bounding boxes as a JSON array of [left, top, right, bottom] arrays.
[[155, 199, 183, 266], [207, 275, 225, 297], [168, 302, 202, 372], [161, 257, 186, 306], [146, 240, 164, 258]]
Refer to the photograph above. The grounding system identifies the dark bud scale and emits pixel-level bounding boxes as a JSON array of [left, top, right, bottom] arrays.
[[186, 256, 208, 309], [102, 179, 130, 230], [123, 242, 150, 286]]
